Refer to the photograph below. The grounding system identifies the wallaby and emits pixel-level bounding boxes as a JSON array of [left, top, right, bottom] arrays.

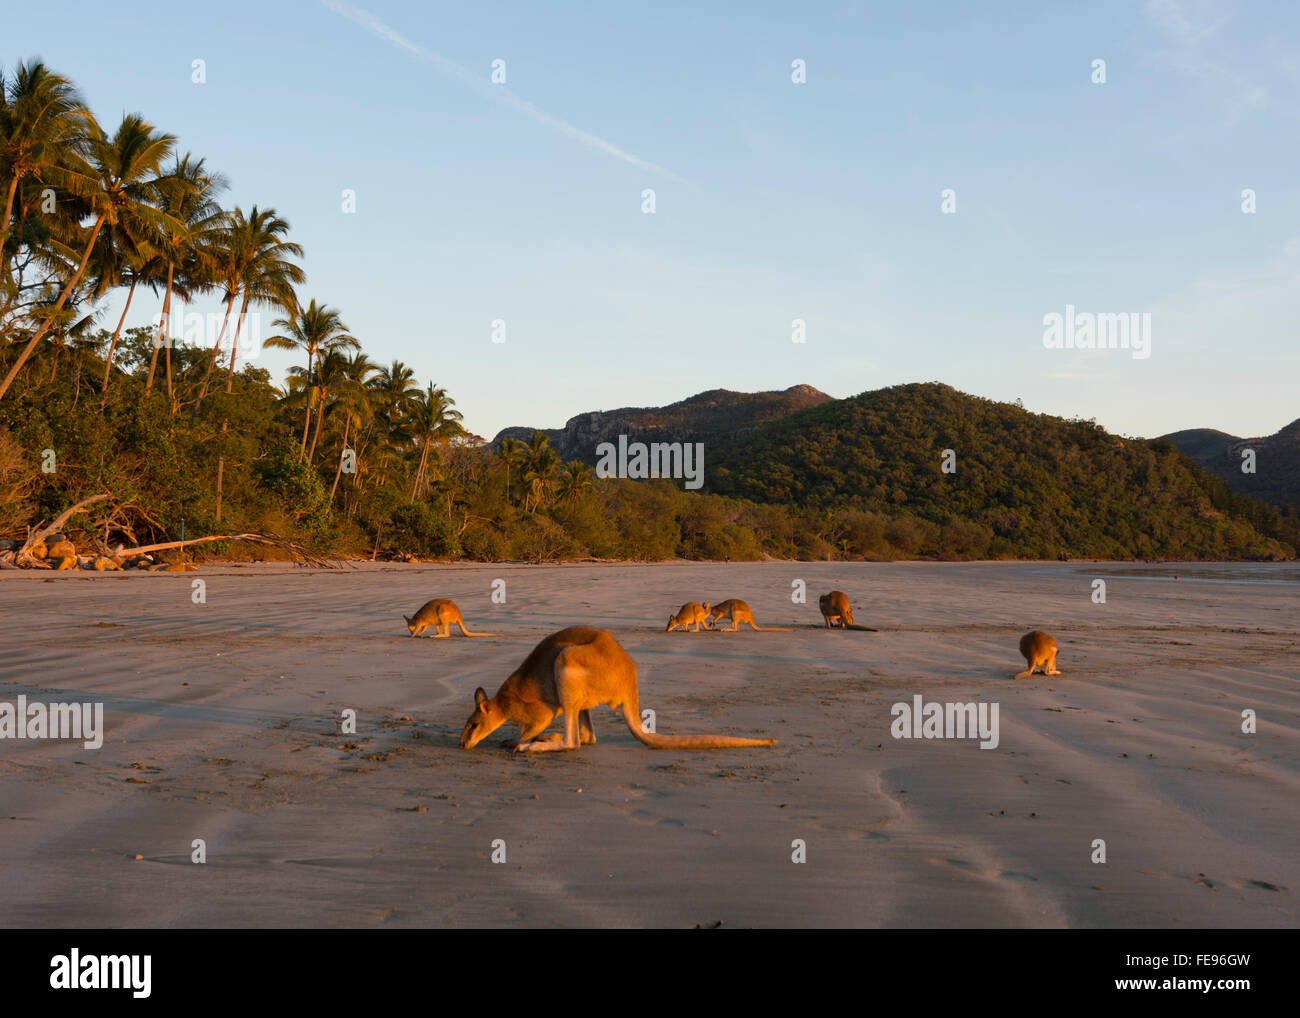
[[706, 598, 792, 632], [665, 601, 712, 632], [818, 591, 854, 628], [1015, 630, 1061, 679], [460, 626, 776, 753], [815, 591, 878, 631], [405, 598, 499, 638]]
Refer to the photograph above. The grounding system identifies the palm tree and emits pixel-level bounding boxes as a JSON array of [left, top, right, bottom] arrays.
[[192, 205, 303, 409], [299, 348, 351, 462], [522, 432, 558, 512], [263, 299, 357, 451], [498, 436, 523, 504], [83, 216, 152, 403], [0, 112, 176, 402], [559, 461, 594, 505], [328, 351, 376, 501], [141, 153, 228, 400], [368, 359, 420, 424], [359, 359, 419, 493], [407, 383, 465, 501], [0, 60, 93, 277]]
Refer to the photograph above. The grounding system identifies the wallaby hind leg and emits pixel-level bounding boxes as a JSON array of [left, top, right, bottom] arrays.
[[1046, 653, 1061, 675], [1014, 664, 1034, 679], [527, 712, 593, 745]]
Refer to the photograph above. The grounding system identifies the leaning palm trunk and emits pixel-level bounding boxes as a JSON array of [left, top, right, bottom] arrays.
[[329, 415, 352, 501], [298, 351, 316, 454], [0, 214, 106, 401], [410, 439, 431, 502], [0, 177, 19, 250], [309, 402, 327, 462], [189, 290, 236, 426], [100, 277, 138, 404], [145, 262, 175, 392], [224, 291, 251, 393]]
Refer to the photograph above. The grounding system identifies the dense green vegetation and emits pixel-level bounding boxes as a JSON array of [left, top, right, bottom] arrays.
[[2, 60, 1293, 564], [709, 383, 1299, 560]]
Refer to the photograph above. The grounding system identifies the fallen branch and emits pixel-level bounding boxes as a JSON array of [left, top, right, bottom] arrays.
[[117, 532, 339, 568], [9, 491, 338, 569]]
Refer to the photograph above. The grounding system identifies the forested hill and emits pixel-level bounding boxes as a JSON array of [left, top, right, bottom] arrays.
[[706, 383, 1298, 560], [1161, 419, 1300, 509]]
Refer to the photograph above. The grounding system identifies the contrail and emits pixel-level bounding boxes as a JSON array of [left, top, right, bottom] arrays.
[[322, 0, 685, 182]]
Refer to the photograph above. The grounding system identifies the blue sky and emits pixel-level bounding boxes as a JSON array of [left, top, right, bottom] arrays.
[[7, 0, 1298, 440]]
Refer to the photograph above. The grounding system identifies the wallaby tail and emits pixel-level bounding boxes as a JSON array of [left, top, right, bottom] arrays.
[[748, 623, 793, 632], [619, 702, 775, 749], [458, 625, 500, 637]]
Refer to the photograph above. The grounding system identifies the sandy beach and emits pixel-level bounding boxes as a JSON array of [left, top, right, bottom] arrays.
[[0, 560, 1296, 928]]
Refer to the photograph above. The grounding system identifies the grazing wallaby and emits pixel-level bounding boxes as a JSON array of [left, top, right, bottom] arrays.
[[405, 598, 499, 638], [706, 598, 792, 632], [818, 591, 854, 628], [1015, 631, 1061, 679], [665, 601, 712, 632], [460, 626, 776, 753]]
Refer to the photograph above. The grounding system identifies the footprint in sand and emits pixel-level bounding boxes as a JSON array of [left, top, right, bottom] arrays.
[[627, 809, 685, 827]]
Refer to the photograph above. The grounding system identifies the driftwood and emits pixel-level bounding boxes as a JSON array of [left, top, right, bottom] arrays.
[[10, 492, 338, 569], [16, 493, 111, 567], [116, 533, 338, 568]]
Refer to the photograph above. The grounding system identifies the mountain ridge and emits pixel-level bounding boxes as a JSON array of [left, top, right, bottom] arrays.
[[1159, 418, 1300, 508], [492, 383, 833, 462]]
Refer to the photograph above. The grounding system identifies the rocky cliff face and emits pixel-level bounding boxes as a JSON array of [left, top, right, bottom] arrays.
[[493, 384, 833, 463]]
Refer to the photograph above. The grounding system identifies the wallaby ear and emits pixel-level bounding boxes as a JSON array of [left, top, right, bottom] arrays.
[[474, 687, 488, 707], [403, 615, 412, 625]]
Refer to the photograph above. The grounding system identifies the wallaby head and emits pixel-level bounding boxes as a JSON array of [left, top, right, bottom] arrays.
[[461, 687, 508, 749]]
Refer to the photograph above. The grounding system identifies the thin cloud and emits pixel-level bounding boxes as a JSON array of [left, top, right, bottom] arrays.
[[1145, 0, 1299, 126], [321, 0, 686, 182]]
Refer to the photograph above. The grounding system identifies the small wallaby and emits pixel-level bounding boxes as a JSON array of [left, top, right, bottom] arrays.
[[1015, 630, 1061, 679], [460, 626, 776, 753], [665, 601, 712, 632], [815, 591, 877, 631], [818, 591, 854, 628], [405, 598, 499, 638], [706, 598, 792, 632]]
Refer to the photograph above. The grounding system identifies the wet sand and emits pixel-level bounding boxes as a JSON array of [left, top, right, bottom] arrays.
[[1, 560, 1296, 928]]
